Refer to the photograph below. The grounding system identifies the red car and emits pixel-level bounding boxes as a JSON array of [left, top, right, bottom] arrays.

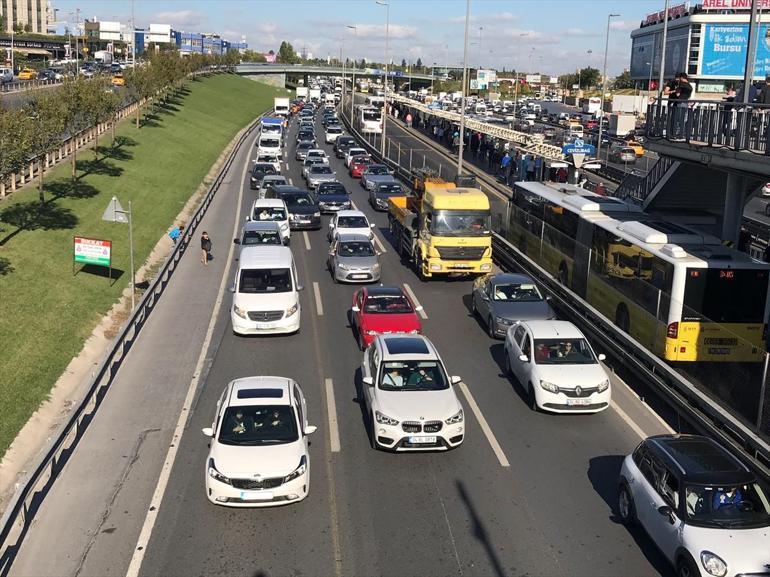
[[350, 286, 423, 350], [583, 119, 598, 130], [349, 155, 372, 178]]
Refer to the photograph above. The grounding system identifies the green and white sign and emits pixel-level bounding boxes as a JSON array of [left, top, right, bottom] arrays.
[[74, 236, 112, 267]]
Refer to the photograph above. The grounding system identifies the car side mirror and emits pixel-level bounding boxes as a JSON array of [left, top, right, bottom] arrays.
[[450, 376, 462, 385], [351, 305, 360, 312], [363, 376, 374, 386], [245, 216, 251, 222], [201, 427, 214, 437], [297, 284, 305, 291], [233, 238, 240, 244], [658, 505, 676, 524], [598, 353, 606, 361], [370, 223, 376, 228], [414, 305, 424, 312], [545, 295, 552, 301], [304, 425, 317, 435], [228, 285, 235, 293], [518, 354, 529, 363]]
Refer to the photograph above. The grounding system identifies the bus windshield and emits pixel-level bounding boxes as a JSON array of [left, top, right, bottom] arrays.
[[362, 109, 381, 122], [431, 210, 491, 237], [683, 268, 769, 323]]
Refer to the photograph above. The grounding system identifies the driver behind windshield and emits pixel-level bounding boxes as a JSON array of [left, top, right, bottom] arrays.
[[713, 486, 744, 510]]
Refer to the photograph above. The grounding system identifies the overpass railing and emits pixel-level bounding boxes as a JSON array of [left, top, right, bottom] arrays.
[[646, 99, 770, 154]]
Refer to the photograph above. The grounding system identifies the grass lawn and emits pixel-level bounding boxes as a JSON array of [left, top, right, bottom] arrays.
[[0, 74, 287, 458]]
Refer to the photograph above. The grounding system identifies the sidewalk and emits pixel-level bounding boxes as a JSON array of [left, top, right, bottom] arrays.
[[6, 124, 256, 577]]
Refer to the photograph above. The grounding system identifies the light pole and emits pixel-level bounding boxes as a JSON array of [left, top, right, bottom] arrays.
[[597, 13, 620, 161], [458, 0, 471, 176], [341, 35, 346, 109], [375, 0, 390, 158], [347, 25, 357, 122], [431, 61, 436, 93], [478, 26, 483, 68], [513, 32, 528, 117]]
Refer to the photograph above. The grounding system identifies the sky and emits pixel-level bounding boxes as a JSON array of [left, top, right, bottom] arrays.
[[48, 0, 671, 76]]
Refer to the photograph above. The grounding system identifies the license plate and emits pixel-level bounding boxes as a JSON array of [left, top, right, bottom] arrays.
[[240, 491, 274, 501], [566, 398, 591, 406], [708, 348, 731, 355], [256, 322, 276, 329], [351, 274, 369, 279], [298, 220, 310, 224], [409, 436, 437, 444], [452, 264, 472, 269]]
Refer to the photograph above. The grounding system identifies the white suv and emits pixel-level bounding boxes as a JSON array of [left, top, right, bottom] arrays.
[[202, 376, 316, 507], [619, 434, 770, 577], [360, 334, 465, 451]]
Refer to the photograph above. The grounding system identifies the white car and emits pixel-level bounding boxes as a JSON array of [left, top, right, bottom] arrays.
[[327, 209, 375, 241], [345, 147, 368, 167], [256, 153, 281, 174], [360, 335, 465, 451], [202, 376, 316, 507], [503, 320, 611, 413], [325, 126, 343, 144], [619, 434, 770, 577], [306, 149, 329, 165], [258, 175, 287, 199], [249, 198, 290, 244]]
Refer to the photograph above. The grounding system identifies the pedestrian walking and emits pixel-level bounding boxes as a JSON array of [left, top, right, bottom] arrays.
[[200, 231, 212, 266], [405, 113, 413, 128], [500, 151, 512, 183], [526, 157, 536, 181], [168, 223, 185, 245]]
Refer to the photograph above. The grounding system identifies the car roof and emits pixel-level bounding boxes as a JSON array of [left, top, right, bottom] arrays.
[[227, 376, 294, 407], [519, 320, 584, 339], [261, 175, 286, 182], [242, 220, 281, 232], [645, 434, 754, 485], [366, 285, 405, 297], [238, 245, 293, 269], [336, 233, 372, 243], [253, 198, 286, 208], [336, 209, 366, 218], [272, 185, 305, 193], [378, 335, 437, 359], [488, 273, 537, 286]]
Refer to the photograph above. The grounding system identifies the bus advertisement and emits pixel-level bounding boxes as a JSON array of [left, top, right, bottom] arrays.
[[506, 181, 770, 363]]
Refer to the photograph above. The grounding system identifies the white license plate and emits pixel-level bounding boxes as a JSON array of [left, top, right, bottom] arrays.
[[298, 220, 311, 224], [240, 491, 274, 501], [351, 274, 369, 279], [256, 322, 276, 329], [566, 398, 591, 406], [452, 264, 472, 269], [409, 436, 437, 444]]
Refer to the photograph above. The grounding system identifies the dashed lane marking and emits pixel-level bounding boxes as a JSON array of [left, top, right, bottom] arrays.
[[458, 382, 510, 468], [313, 281, 324, 316], [303, 231, 311, 251], [402, 283, 428, 319], [324, 378, 341, 453]]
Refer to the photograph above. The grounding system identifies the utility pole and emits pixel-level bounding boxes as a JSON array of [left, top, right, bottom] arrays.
[[458, 0, 471, 176], [375, 0, 390, 158], [597, 13, 620, 161], [347, 25, 357, 122], [656, 0, 670, 101]]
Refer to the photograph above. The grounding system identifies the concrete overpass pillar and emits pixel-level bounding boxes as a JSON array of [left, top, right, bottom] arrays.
[[304, 74, 309, 88], [722, 173, 746, 246]]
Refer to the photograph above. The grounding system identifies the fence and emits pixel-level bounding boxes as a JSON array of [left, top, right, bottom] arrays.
[[0, 107, 269, 575], [0, 78, 62, 94]]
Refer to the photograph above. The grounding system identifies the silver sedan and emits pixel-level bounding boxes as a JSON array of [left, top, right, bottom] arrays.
[[327, 233, 381, 283]]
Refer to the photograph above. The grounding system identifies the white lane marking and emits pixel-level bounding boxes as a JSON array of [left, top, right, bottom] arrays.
[[611, 401, 650, 441], [350, 200, 358, 210], [402, 283, 428, 319], [313, 281, 324, 316], [372, 233, 387, 254], [289, 177, 294, 186], [285, 162, 289, 170], [125, 131, 258, 577], [458, 382, 510, 468], [324, 378, 341, 453], [303, 231, 311, 251]]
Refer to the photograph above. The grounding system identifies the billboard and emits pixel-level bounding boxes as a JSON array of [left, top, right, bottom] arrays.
[[74, 237, 111, 267], [701, 23, 770, 78], [475, 69, 497, 90], [630, 25, 688, 80], [525, 74, 541, 84], [703, 0, 770, 8]]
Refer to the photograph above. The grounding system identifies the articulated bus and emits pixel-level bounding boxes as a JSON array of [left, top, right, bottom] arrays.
[[365, 95, 385, 109], [507, 181, 770, 362], [359, 105, 383, 134]]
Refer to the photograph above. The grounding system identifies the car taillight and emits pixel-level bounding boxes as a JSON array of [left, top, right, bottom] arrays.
[[667, 322, 679, 339]]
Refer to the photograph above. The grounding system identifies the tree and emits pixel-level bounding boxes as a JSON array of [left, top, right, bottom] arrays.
[[13, 22, 23, 34], [58, 77, 92, 180], [223, 48, 240, 69], [124, 65, 155, 128], [23, 23, 31, 33], [81, 78, 120, 159], [401, 58, 407, 69], [242, 49, 266, 63], [416, 57, 423, 70], [0, 14, 6, 32], [277, 41, 300, 64], [612, 70, 634, 90], [24, 93, 66, 204], [0, 108, 32, 195]]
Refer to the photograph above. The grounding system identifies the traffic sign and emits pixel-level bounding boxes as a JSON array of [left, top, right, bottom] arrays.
[[102, 196, 129, 223], [562, 138, 596, 157]]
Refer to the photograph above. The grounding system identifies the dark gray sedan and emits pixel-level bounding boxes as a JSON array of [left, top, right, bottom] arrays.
[[471, 273, 555, 338], [360, 164, 396, 191]]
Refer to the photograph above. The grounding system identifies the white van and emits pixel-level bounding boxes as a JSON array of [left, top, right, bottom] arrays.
[[249, 198, 290, 244], [256, 152, 281, 173], [230, 246, 302, 335], [0, 68, 13, 84], [257, 134, 282, 157], [567, 123, 584, 139]]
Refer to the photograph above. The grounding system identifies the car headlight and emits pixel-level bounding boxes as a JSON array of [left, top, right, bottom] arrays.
[[284, 455, 307, 483], [372, 263, 380, 271], [280, 223, 289, 231], [700, 552, 727, 577], [445, 409, 464, 424], [208, 458, 231, 485], [313, 212, 321, 218], [540, 380, 560, 394], [338, 262, 350, 270], [495, 316, 514, 326], [597, 379, 610, 393], [481, 263, 492, 271], [286, 303, 299, 317], [375, 410, 399, 426], [233, 304, 248, 319]]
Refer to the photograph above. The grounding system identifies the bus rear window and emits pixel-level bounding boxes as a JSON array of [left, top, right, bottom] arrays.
[[683, 268, 769, 323]]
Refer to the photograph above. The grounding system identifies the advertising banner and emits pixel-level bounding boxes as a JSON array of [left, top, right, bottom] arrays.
[[702, 23, 770, 78], [74, 237, 111, 267], [703, 0, 770, 9]]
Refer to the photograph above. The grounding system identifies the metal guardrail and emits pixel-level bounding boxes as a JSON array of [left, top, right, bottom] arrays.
[[0, 109, 269, 573], [0, 78, 62, 94], [646, 99, 770, 154], [340, 101, 770, 483], [612, 156, 676, 203]]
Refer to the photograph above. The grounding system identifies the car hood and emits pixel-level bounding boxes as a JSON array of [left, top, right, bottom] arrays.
[[533, 363, 608, 389], [361, 313, 420, 334], [310, 174, 336, 181], [210, 439, 304, 478], [337, 255, 378, 268], [376, 387, 461, 422], [684, 525, 770, 574], [318, 193, 350, 203], [233, 290, 295, 311], [492, 300, 554, 321], [365, 174, 394, 183], [286, 204, 319, 215], [336, 226, 372, 237]]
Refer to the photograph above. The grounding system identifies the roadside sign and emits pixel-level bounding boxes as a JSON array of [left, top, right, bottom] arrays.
[[102, 196, 129, 223], [571, 153, 586, 168], [73, 236, 112, 285], [562, 138, 596, 157]]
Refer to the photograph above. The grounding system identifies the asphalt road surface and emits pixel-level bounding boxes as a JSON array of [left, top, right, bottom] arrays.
[[7, 105, 675, 577]]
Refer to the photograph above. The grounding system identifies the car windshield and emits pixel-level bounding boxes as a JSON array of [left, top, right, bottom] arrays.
[[339, 241, 375, 257], [319, 183, 346, 195], [257, 156, 278, 164], [218, 405, 298, 445], [338, 138, 355, 146], [308, 151, 325, 158], [253, 206, 286, 221], [305, 159, 324, 167], [311, 166, 333, 175], [379, 360, 448, 391], [338, 216, 369, 228], [242, 231, 282, 245], [364, 294, 413, 314], [532, 338, 596, 365], [328, 127, 342, 133], [298, 142, 313, 150], [238, 268, 292, 293], [349, 150, 366, 157], [352, 157, 370, 166], [367, 165, 389, 175], [492, 283, 544, 302], [252, 164, 276, 176], [684, 483, 770, 528], [376, 184, 403, 195], [430, 210, 491, 237], [283, 193, 314, 206]]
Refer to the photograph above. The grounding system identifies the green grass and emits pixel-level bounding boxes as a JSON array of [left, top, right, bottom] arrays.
[[0, 74, 287, 458]]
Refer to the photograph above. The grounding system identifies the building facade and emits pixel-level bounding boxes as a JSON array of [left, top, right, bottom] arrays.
[[0, 0, 52, 34], [630, 0, 770, 94]]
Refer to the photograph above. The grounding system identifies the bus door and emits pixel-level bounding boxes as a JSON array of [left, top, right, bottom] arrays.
[[571, 222, 593, 298]]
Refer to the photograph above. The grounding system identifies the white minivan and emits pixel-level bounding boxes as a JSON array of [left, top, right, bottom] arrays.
[[257, 134, 282, 157], [249, 198, 290, 244], [0, 68, 14, 84], [230, 246, 302, 336]]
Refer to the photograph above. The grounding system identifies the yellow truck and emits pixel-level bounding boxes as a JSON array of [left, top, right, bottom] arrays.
[[387, 170, 493, 280]]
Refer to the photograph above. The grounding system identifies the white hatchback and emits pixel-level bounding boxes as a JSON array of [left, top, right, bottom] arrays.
[[203, 376, 316, 507], [504, 320, 610, 413], [345, 147, 368, 167], [327, 209, 375, 241]]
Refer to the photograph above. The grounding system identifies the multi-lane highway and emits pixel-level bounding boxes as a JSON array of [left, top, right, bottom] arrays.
[[7, 101, 676, 577]]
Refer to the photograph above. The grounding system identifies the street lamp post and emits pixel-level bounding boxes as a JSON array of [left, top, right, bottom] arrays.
[[375, 0, 390, 158], [458, 0, 471, 176], [513, 32, 528, 117], [347, 25, 357, 122], [597, 13, 620, 161], [431, 61, 436, 94]]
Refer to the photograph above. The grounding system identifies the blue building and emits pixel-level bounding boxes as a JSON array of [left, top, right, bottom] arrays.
[[172, 31, 246, 56]]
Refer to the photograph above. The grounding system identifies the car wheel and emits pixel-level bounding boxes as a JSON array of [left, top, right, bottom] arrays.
[[527, 382, 539, 411], [487, 317, 496, 339], [471, 295, 478, 316], [504, 353, 512, 376], [676, 557, 699, 577], [618, 484, 638, 526]]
